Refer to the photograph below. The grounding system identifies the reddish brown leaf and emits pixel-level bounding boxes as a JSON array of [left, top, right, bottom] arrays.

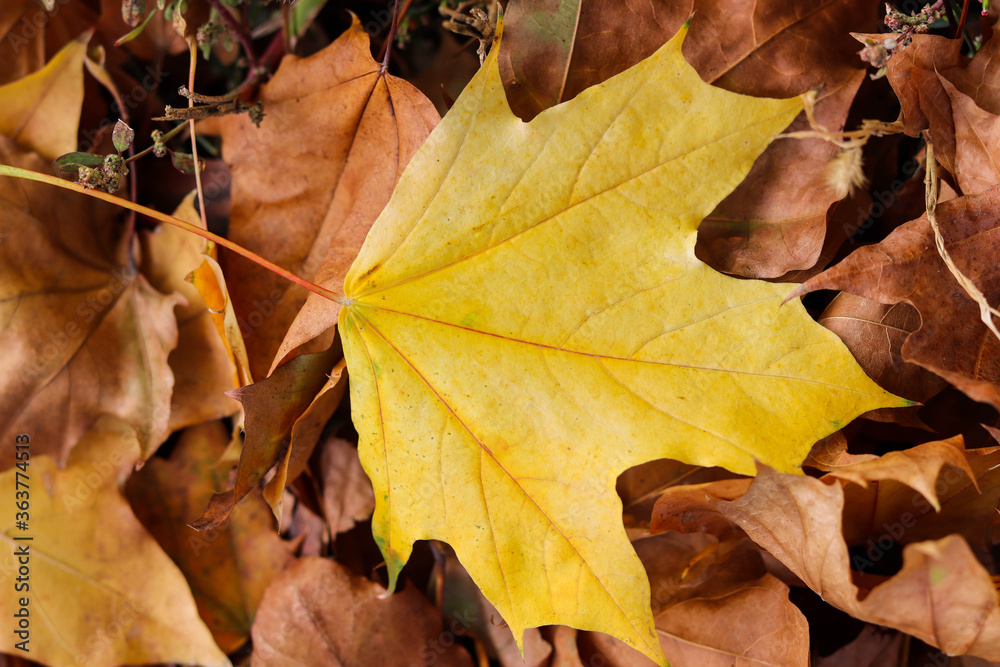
[[793, 186, 1000, 409], [576, 533, 808, 667], [876, 34, 964, 137], [818, 293, 948, 403], [127, 421, 295, 653], [201, 17, 438, 379], [813, 625, 902, 667], [251, 557, 473, 666], [192, 346, 342, 530]]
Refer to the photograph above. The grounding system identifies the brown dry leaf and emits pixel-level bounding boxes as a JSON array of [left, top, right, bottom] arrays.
[[574, 533, 808, 667], [201, 16, 438, 379], [617, 459, 740, 536], [0, 137, 182, 464], [934, 76, 1000, 196], [0, 30, 87, 160], [319, 435, 375, 535], [851, 444, 1000, 561], [818, 293, 949, 403], [793, 185, 1000, 409], [0, 0, 99, 85], [803, 431, 880, 471], [813, 625, 902, 667], [0, 416, 229, 667], [717, 466, 1000, 660], [875, 33, 1000, 196], [825, 436, 975, 513], [126, 420, 295, 654], [437, 545, 553, 667], [251, 556, 473, 666], [499, 0, 878, 278], [497, 0, 678, 121], [261, 358, 347, 522], [193, 346, 342, 530], [141, 193, 242, 432], [875, 34, 964, 137]]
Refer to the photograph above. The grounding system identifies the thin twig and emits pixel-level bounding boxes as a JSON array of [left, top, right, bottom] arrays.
[[381, 0, 402, 73], [126, 123, 187, 164], [187, 39, 210, 230], [206, 0, 260, 74], [924, 137, 1000, 343], [0, 164, 345, 305], [956, 0, 970, 37]]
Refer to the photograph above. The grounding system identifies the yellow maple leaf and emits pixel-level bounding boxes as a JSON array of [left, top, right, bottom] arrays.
[[339, 21, 905, 663]]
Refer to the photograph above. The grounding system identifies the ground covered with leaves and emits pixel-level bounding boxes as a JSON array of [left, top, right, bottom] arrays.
[[1, 1, 1000, 666]]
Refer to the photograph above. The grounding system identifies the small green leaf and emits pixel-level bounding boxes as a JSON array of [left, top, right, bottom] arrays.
[[52, 152, 104, 173], [115, 9, 156, 46], [113, 119, 135, 153], [170, 151, 201, 174]]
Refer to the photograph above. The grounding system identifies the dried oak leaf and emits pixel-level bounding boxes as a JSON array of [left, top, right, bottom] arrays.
[[792, 186, 1000, 409], [201, 16, 438, 379], [339, 21, 901, 662], [0, 417, 229, 667], [251, 556, 473, 666], [716, 465, 1000, 660], [0, 137, 180, 463], [499, 0, 879, 278], [126, 420, 295, 653]]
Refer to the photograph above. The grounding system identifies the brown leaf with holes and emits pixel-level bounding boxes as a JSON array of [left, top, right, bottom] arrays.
[[793, 185, 1000, 409], [251, 556, 473, 667], [126, 420, 295, 653], [716, 465, 1000, 660], [201, 16, 438, 379]]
